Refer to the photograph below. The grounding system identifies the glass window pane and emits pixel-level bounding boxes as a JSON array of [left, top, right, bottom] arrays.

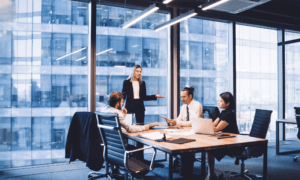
[[180, 18, 230, 107], [95, 4, 170, 124], [285, 42, 300, 133], [236, 24, 278, 141], [0, 0, 89, 168]]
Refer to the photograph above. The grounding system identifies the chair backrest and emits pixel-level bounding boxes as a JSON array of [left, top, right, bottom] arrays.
[[203, 106, 220, 121], [249, 109, 272, 139], [294, 107, 300, 139], [95, 112, 127, 167]]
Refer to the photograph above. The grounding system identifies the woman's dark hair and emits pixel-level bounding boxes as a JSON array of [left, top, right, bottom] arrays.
[[220, 92, 235, 111], [108, 92, 124, 107], [182, 87, 195, 99]]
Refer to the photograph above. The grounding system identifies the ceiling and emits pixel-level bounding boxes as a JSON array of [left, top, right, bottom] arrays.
[[96, 0, 300, 32]]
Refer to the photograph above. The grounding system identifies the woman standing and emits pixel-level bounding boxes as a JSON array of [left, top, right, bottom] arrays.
[[122, 65, 165, 123], [122, 65, 164, 158]]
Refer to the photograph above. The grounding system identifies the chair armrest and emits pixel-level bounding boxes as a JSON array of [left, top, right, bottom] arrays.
[[125, 146, 153, 154], [124, 146, 157, 172]]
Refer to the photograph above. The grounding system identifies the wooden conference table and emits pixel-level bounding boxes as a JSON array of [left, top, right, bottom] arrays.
[[124, 127, 268, 180]]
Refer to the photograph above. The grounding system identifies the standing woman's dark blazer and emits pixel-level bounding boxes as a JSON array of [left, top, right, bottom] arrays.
[[122, 79, 157, 112]]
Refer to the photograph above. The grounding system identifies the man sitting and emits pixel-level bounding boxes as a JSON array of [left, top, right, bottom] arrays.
[[100, 92, 157, 133]]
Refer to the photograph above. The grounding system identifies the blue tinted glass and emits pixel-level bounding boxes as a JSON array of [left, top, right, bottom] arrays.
[[236, 25, 278, 141], [0, 0, 89, 168], [95, 4, 170, 125], [180, 18, 230, 106]]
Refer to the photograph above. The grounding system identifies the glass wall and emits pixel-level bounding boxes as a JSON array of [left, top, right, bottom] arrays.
[[0, 0, 88, 168], [236, 25, 278, 140], [95, 4, 170, 123], [285, 38, 300, 138], [285, 43, 300, 119], [179, 18, 231, 108]]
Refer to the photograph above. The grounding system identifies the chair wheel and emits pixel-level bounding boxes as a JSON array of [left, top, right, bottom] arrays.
[[294, 158, 297, 162]]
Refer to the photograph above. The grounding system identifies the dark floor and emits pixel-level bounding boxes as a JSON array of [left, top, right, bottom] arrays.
[[1, 143, 300, 180]]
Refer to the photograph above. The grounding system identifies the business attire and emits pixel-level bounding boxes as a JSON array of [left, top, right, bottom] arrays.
[[122, 79, 158, 159], [176, 99, 204, 127], [212, 108, 243, 161], [100, 105, 151, 133], [122, 79, 157, 124], [173, 99, 203, 175]]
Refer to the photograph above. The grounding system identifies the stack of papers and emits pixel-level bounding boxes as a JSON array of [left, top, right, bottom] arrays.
[[138, 132, 171, 140]]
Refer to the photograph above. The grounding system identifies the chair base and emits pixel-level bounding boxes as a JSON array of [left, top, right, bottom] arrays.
[[88, 172, 107, 180], [220, 171, 262, 180], [293, 155, 300, 162]]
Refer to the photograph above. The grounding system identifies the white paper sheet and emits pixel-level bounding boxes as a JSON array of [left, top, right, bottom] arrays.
[[139, 132, 171, 140]]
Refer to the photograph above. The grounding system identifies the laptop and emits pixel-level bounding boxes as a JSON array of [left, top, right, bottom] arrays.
[[191, 118, 215, 135]]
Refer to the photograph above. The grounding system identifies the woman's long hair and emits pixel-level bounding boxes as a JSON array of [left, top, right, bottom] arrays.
[[127, 65, 142, 84], [220, 92, 235, 112]]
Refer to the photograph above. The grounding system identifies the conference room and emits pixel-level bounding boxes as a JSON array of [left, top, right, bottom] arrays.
[[1, 0, 300, 180]]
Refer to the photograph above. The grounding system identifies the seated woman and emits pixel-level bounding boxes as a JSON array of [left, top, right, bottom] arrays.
[[206, 92, 242, 180]]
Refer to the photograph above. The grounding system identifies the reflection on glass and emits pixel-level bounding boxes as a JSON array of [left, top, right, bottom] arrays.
[[0, 0, 89, 168], [95, 4, 170, 124], [285, 42, 300, 126], [180, 18, 230, 107], [236, 25, 278, 141]]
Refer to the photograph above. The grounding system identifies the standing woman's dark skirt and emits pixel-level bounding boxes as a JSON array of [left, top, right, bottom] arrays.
[[128, 99, 145, 159], [129, 99, 145, 124]]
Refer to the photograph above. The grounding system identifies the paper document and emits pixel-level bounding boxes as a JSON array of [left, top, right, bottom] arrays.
[[167, 130, 194, 136], [139, 132, 171, 140]]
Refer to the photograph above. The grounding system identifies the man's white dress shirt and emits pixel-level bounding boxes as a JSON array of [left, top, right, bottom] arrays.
[[176, 99, 203, 127]]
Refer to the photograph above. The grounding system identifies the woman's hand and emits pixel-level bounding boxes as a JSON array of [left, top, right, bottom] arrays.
[[148, 122, 158, 128], [121, 108, 127, 117], [155, 94, 165, 98]]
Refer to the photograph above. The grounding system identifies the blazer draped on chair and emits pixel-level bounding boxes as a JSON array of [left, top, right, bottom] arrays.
[[122, 79, 157, 112]]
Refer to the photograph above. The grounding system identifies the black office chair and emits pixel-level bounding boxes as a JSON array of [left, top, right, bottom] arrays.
[[293, 107, 300, 162], [224, 109, 272, 180], [95, 112, 157, 180], [203, 106, 220, 121]]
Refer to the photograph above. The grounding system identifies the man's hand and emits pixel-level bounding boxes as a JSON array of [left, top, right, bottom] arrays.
[[121, 108, 127, 117], [155, 94, 165, 98], [168, 119, 177, 126]]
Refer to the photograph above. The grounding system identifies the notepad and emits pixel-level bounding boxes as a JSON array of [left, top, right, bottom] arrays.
[[137, 132, 171, 140], [168, 138, 196, 144]]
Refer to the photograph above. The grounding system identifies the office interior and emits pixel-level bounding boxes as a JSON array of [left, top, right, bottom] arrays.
[[1, 0, 300, 179]]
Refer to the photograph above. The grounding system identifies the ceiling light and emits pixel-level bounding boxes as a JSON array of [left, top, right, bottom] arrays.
[[56, 47, 86, 60], [201, 0, 229, 11], [96, 48, 113, 56], [114, 66, 126, 68], [75, 56, 86, 61], [154, 9, 197, 31], [199, 0, 270, 14], [123, 3, 159, 29], [163, 0, 173, 4]]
